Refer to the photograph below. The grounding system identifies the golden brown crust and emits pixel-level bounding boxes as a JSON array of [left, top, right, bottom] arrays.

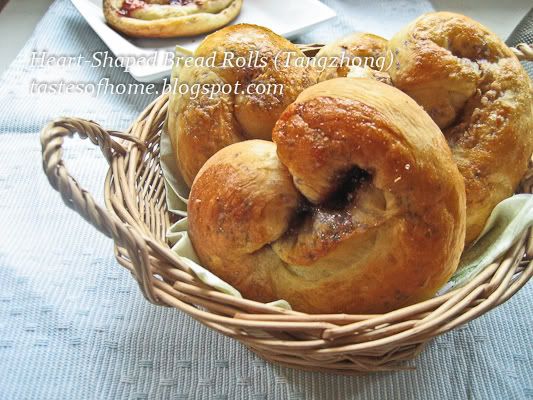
[[103, 0, 242, 38], [188, 78, 466, 314], [387, 12, 533, 244], [167, 24, 318, 186], [315, 32, 390, 82]]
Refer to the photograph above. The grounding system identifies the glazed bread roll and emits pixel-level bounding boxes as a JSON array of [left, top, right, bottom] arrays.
[[167, 24, 318, 186], [315, 32, 391, 84], [188, 78, 466, 314], [103, 0, 242, 38], [388, 12, 533, 244]]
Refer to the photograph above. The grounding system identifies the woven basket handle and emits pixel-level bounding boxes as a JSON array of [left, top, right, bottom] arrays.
[[40, 117, 134, 237], [40, 118, 161, 304]]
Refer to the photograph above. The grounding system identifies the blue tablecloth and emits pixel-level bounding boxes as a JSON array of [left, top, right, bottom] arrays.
[[0, 1, 531, 399]]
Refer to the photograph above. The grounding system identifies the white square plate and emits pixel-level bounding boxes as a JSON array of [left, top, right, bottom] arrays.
[[70, 0, 336, 82]]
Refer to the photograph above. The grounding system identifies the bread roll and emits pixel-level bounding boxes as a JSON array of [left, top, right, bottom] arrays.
[[103, 0, 242, 38], [167, 24, 318, 186], [188, 78, 466, 314], [315, 32, 391, 84], [388, 12, 533, 244]]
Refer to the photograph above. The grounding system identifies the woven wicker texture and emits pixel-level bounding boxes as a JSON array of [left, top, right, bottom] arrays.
[[40, 44, 533, 374]]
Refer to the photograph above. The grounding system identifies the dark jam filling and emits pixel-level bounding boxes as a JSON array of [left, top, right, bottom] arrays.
[[326, 167, 372, 210], [284, 167, 372, 237], [118, 0, 194, 17]]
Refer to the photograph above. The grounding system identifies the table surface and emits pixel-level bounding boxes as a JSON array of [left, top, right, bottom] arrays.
[[0, 1, 532, 399], [0, 0, 55, 74]]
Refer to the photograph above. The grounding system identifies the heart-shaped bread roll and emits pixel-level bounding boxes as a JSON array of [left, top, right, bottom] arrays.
[[315, 32, 391, 84], [388, 12, 533, 244], [167, 24, 318, 186], [324, 13, 533, 245], [188, 78, 466, 314], [103, 0, 242, 38]]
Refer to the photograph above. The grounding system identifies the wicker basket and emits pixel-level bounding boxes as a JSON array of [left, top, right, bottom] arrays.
[[40, 43, 533, 374]]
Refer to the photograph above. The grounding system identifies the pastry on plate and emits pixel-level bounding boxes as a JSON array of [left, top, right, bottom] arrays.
[[103, 0, 243, 38]]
